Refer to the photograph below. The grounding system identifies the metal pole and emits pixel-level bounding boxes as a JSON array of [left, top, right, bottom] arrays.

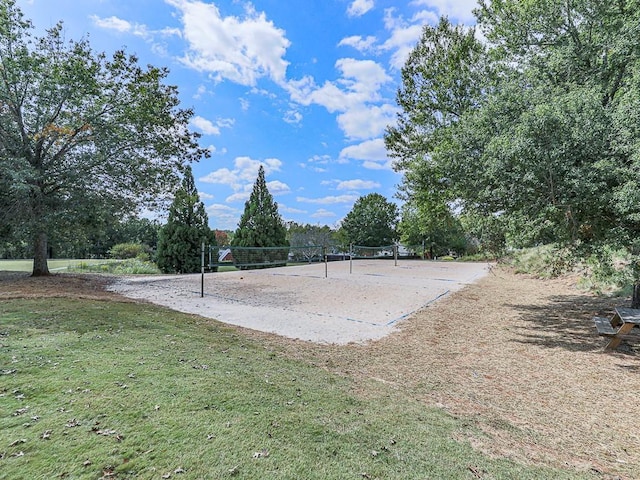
[[323, 246, 328, 278], [349, 243, 353, 274], [201, 242, 205, 298], [394, 244, 398, 266]]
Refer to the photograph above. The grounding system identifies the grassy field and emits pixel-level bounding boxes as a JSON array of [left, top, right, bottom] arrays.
[[0, 297, 590, 479], [0, 259, 113, 272]]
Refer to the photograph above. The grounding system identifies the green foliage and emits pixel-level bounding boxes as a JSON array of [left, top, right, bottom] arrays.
[[340, 193, 399, 247], [68, 258, 160, 274], [508, 245, 578, 279], [156, 166, 214, 274], [398, 202, 467, 257], [0, 1, 206, 275], [231, 166, 288, 269], [287, 222, 335, 262], [108, 242, 150, 260], [386, 1, 640, 276]]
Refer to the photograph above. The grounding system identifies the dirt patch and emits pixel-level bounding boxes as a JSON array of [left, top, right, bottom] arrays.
[[0, 271, 124, 301], [1, 266, 638, 478]]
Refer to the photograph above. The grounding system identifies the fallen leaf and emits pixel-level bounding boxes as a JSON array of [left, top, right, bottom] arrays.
[[228, 465, 239, 475], [11, 451, 24, 457], [468, 465, 486, 478], [13, 406, 29, 416], [253, 450, 269, 459], [9, 439, 26, 447], [174, 467, 185, 474], [83, 460, 92, 467], [65, 419, 81, 428], [162, 474, 171, 479], [41, 430, 52, 440], [154, 405, 160, 411]]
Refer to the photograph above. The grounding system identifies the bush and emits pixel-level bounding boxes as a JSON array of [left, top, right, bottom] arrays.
[[68, 259, 160, 274], [109, 242, 150, 260]]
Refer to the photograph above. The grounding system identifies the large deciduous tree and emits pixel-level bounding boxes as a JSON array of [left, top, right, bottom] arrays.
[[156, 166, 215, 274], [386, 2, 640, 250], [340, 193, 399, 247], [0, 0, 207, 275]]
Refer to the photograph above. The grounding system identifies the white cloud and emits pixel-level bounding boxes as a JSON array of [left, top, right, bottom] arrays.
[[193, 84, 207, 99], [347, 0, 374, 17], [200, 167, 237, 186], [338, 35, 377, 53], [337, 103, 397, 140], [267, 180, 291, 195], [199, 192, 215, 200], [91, 15, 133, 33], [336, 179, 381, 190], [339, 138, 394, 170], [226, 191, 251, 203], [90, 14, 176, 41], [279, 204, 307, 214], [200, 156, 285, 202], [166, 0, 290, 86], [311, 209, 337, 218], [191, 116, 220, 135], [206, 203, 240, 230], [297, 195, 359, 205], [288, 59, 391, 113], [283, 109, 302, 124], [379, 21, 425, 70], [206, 144, 227, 155], [410, 0, 478, 24], [191, 115, 235, 135]]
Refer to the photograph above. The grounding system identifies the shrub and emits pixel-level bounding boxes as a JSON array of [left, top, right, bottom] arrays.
[[109, 242, 150, 259]]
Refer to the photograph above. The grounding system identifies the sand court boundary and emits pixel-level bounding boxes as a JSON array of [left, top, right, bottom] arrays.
[[108, 259, 491, 344]]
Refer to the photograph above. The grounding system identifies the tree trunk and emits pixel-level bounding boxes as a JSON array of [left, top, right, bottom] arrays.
[[32, 231, 50, 276], [632, 283, 640, 309]]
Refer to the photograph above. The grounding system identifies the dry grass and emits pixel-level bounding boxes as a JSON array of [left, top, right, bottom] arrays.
[[3, 266, 639, 479]]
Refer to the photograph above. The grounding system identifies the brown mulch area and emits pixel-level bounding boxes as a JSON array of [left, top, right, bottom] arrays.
[[2, 267, 639, 479]]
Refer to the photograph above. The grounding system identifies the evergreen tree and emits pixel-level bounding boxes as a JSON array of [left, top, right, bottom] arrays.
[[231, 166, 288, 269], [156, 166, 215, 273]]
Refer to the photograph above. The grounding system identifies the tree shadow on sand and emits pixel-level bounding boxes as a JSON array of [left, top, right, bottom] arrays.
[[507, 293, 640, 356]]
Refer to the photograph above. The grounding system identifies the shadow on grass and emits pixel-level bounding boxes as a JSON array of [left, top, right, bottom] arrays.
[[506, 293, 640, 356]]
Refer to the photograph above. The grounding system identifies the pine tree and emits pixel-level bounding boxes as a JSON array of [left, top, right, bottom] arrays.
[[231, 165, 288, 269], [156, 166, 215, 273]]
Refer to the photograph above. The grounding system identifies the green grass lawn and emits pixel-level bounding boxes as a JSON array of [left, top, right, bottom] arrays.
[[0, 259, 113, 272], [0, 298, 589, 479]]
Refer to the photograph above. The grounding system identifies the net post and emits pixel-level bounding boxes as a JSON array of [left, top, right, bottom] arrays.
[[323, 245, 328, 278], [349, 243, 353, 274], [201, 241, 205, 298], [394, 244, 398, 266]]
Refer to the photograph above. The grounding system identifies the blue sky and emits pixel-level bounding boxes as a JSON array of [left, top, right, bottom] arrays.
[[18, 0, 478, 230]]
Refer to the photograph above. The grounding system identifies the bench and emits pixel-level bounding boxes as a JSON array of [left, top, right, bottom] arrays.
[[593, 316, 618, 336]]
